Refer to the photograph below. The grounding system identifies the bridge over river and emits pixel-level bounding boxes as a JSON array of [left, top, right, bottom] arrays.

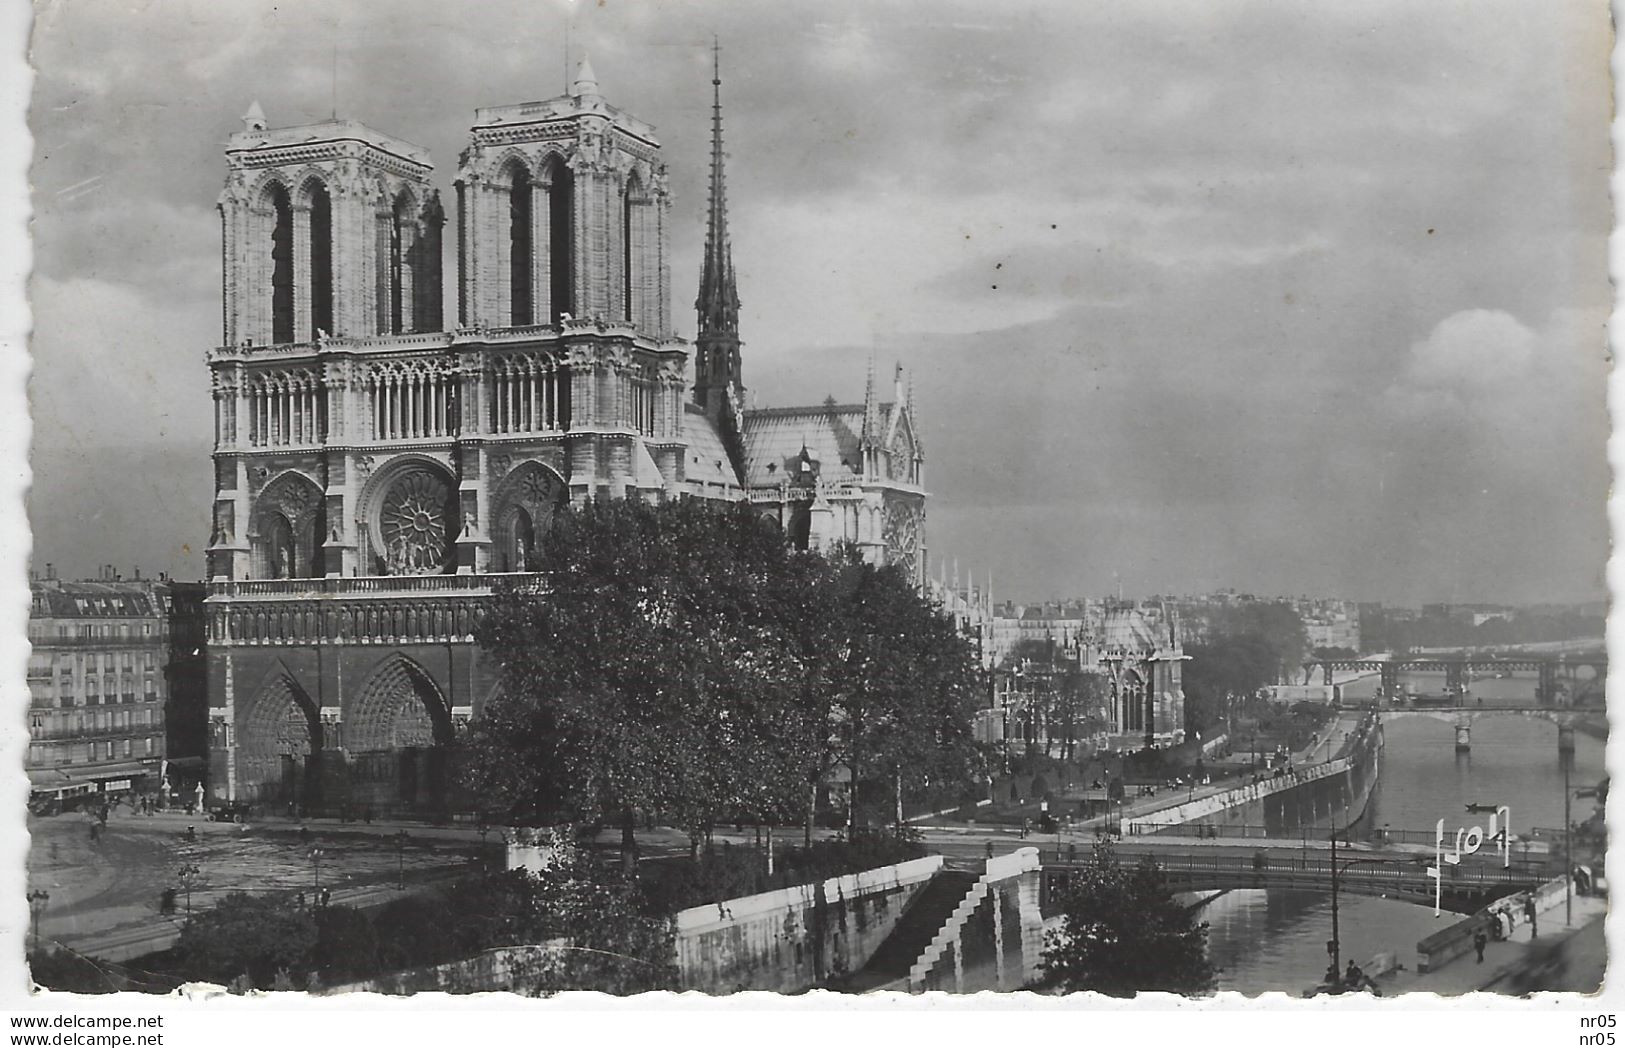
[[1305, 651, 1605, 706]]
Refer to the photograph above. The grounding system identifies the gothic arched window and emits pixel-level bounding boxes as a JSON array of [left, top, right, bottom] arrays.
[[269, 185, 294, 344], [389, 194, 408, 334], [622, 180, 635, 324], [543, 155, 574, 323], [508, 164, 533, 326], [308, 183, 334, 339]]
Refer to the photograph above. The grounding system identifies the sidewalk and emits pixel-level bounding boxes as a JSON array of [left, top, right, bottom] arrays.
[[1374, 893, 1607, 995]]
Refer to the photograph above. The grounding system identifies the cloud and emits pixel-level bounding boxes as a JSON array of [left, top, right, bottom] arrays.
[[1401, 309, 1539, 391], [20, 0, 1612, 605]]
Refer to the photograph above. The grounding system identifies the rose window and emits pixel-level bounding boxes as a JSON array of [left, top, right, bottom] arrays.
[[380, 469, 454, 575]]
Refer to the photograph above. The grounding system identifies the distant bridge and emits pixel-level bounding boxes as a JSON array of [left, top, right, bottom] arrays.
[[1303, 653, 1605, 705], [1376, 704, 1605, 753], [1037, 847, 1544, 914]]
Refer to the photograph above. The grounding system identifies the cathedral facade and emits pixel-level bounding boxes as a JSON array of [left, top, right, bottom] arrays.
[[203, 57, 926, 811]]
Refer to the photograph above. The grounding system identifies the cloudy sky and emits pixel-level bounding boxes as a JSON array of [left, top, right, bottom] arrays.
[[23, 0, 1613, 606]]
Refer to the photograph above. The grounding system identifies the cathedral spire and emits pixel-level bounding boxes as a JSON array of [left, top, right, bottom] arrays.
[[693, 38, 743, 417]]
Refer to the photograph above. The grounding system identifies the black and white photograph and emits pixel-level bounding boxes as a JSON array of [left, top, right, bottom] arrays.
[[9, 0, 1615, 1013]]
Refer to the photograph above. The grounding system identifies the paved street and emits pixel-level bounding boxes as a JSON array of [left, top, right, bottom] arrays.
[[26, 810, 491, 962]]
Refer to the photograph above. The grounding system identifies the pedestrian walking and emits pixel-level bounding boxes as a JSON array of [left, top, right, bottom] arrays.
[[1473, 929, 1487, 963], [1523, 894, 1538, 939]]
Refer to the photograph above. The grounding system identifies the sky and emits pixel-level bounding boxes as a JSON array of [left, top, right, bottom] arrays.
[[22, 0, 1615, 606]]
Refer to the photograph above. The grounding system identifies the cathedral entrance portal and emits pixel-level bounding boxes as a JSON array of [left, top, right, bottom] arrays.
[[346, 656, 453, 812], [238, 676, 323, 809]]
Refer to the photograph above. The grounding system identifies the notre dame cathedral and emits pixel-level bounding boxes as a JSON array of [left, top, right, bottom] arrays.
[[203, 55, 928, 811]]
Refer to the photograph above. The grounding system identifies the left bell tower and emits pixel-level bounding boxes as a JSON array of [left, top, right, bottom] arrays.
[[218, 102, 443, 349], [209, 104, 444, 582]]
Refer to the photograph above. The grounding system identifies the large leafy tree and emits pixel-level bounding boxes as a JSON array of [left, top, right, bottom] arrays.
[[469, 499, 816, 865], [1181, 633, 1280, 735], [816, 554, 988, 835], [467, 498, 987, 863], [1039, 842, 1215, 997]]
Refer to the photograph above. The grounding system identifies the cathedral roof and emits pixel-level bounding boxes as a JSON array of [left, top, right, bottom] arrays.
[[683, 403, 745, 499], [740, 402, 895, 488]]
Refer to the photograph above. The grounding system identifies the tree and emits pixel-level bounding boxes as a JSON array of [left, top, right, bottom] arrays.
[[310, 906, 380, 986], [1000, 639, 1107, 760], [1181, 634, 1278, 736], [176, 892, 317, 989], [492, 837, 678, 994], [1039, 842, 1215, 996], [816, 553, 988, 836], [469, 499, 816, 867], [468, 499, 988, 863]]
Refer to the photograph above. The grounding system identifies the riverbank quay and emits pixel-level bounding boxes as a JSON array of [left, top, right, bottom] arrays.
[[1352, 890, 1606, 995]]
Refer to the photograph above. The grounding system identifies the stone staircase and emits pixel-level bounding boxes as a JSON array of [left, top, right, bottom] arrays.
[[905, 863, 1002, 989], [836, 869, 978, 992]]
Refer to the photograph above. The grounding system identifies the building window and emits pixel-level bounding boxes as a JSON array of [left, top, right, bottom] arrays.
[[508, 163, 534, 326], [122, 739, 132, 758], [144, 737, 154, 756], [545, 154, 574, 323], [269, 183, 294, 343], [309, 182, 334, 340]]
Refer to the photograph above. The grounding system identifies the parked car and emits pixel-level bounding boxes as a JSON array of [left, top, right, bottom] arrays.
[[208, 802, 253, 823]]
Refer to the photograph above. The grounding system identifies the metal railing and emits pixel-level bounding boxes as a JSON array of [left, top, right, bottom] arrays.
[[1038, 850, 1544, 898]]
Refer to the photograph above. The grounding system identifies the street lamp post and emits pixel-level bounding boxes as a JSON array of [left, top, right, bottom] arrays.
[[178, 863, 200, 918], [1325, 827, 1423, 990], [25, 889, 48, 951], [1563, 754, 1572, 927], [395, 829, 410, 890]]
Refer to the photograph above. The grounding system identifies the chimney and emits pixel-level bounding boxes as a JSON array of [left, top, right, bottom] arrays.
[[134, 566, 141, 581], [45, 563, 55, 581]]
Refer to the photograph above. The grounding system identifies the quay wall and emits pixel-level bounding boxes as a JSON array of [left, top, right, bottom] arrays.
[[321, 856, 944, 995], [672, 856, 943, 993], [1128, 717, 1383, 837]]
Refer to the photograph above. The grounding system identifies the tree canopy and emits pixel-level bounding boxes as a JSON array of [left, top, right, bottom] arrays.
[[1039, 841, 1215, 996], [1181, 602, 1308, 736], [176, 891, 317, 989], [467, 498, 988, 862], [999, 638, 1107, 760]]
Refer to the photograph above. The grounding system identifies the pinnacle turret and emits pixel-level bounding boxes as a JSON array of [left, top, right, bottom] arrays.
[[571, 54, 600, 99]]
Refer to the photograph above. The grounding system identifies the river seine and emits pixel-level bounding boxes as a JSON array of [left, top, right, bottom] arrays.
[[1200, 706, 1606, 994]]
